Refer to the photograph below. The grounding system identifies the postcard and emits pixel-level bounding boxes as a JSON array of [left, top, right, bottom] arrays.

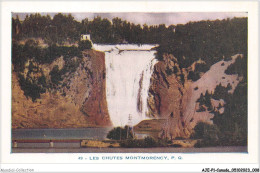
[[0, 1, 259, 172]]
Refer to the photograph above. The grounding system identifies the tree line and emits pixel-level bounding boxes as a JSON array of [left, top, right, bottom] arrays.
[[156, 17, 247, 69], [12, 13, 247, 72], [12, 13, 175, 44]]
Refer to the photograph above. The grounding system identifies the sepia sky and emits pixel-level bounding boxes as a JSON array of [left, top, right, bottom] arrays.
[[13, 12, 247, 26]]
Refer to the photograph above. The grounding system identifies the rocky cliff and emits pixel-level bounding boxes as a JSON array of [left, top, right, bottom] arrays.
[[12, 49, 111, 129], [147, 54, 188, 138], [147, 53, 242, 139]]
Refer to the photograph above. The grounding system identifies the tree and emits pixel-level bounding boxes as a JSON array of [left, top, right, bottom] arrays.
[[89, 16, 113, 43], [52, 13, 80, 43], [112, 17, 124, 42], [106, 126, 133, 140], [187, 71, 200, 81], [192, 122, 220, 147], [18, 74, 46, 102], [212, 81, 247, 146], [50, 65, 62, 86], [78, 40, 92, 51], [212, 84, 229, 100], [225, 55, 247, 77], [12, 16, 22, 39]]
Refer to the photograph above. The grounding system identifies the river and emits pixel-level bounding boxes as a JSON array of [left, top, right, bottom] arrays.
[[12, 128, 112, 140]]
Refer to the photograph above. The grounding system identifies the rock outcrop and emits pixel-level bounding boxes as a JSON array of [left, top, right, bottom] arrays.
[[12, 50, 111, 129], [147, 54, 188, 138]]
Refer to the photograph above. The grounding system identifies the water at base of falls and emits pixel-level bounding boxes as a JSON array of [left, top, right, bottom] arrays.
[[93, 44, 158, 127]]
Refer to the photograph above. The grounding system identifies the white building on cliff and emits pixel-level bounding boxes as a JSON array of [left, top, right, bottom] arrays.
[[80, 34, 91, 41]]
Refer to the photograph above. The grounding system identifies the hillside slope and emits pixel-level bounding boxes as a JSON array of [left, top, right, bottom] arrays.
[[12, 49, 111, 128], [147, 54, 244, 138]]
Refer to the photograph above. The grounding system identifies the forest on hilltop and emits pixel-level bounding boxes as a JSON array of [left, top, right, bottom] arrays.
[[12, 13, 174, 44], [12, 13, 247, 69]]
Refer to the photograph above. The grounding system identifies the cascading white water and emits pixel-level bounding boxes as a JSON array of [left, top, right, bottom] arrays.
[[93, 44, 158, 126]]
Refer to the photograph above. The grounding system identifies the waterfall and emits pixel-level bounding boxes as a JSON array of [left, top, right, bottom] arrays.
[[93, 44, 158, 126]]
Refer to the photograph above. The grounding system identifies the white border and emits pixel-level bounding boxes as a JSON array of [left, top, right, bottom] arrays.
[[0, 1, 259, 172]]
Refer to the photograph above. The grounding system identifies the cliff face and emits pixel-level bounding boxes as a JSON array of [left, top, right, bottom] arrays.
[[12, 50, 111, 129], [147, 54, 188, 138], [81, 50, 111, 126], [147, 54, 241, 138]]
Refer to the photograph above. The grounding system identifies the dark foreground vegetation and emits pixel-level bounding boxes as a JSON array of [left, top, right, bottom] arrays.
[[106, 126, 169, 148]]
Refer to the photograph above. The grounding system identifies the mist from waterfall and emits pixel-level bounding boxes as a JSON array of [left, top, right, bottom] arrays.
[[93, 44, 158, 126]]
